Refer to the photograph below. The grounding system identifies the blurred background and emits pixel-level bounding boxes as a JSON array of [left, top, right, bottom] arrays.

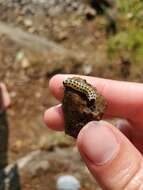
[[0, 0, 143, 189]]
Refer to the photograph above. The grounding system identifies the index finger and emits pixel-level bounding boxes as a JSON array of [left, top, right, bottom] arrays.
[[49, 74, 143, 121]]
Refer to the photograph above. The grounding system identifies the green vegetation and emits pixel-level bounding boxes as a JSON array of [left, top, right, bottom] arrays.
[[108, 0, 143, 64]]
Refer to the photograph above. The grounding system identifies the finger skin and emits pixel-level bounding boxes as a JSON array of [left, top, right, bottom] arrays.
[[77, 121, 143, 190], [44, 104, 64, 131], [0, 83, 11, 109], [44, 106, 143, 153], [116, 119, 132, 140], [116, 120, 143, 154], [44, 104, 113, 131], [49, 74, 143, 123]]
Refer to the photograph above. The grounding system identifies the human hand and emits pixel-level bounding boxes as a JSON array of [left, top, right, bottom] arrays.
[[44, 74, 143, 190], [0, 83, 11, 111]]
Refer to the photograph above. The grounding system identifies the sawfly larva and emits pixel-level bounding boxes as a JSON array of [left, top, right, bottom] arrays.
[[63, 78, 96, 101]]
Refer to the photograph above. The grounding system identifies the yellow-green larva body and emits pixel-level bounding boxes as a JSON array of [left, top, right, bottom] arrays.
[[63, 78, 97, 101]]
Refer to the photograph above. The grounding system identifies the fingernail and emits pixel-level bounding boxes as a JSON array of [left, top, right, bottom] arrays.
[[78, 121, 120, 165]]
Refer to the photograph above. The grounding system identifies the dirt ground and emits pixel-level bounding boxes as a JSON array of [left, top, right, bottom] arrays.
[[0, 1, 141, 190]]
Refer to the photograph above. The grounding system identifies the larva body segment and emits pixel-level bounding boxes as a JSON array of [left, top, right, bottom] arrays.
[[63, 78, 97, 101]]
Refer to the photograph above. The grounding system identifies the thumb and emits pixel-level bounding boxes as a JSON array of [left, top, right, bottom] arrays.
[[77, 121, 143, 190]]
